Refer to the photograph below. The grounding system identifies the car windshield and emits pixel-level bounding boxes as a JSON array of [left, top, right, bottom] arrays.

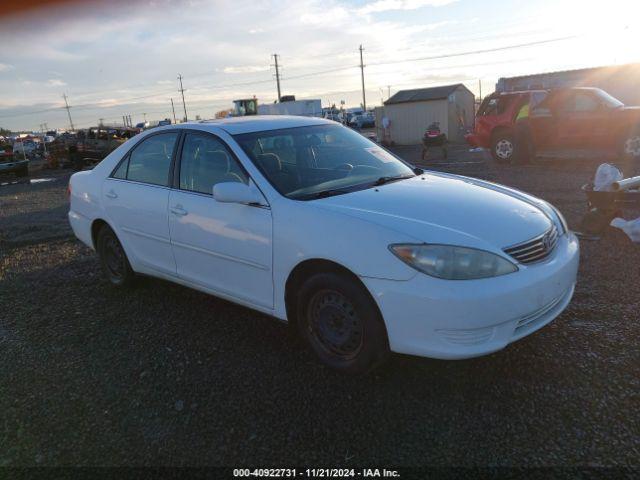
[[593, 88, 624, 108], [233, 124, 415, 200]]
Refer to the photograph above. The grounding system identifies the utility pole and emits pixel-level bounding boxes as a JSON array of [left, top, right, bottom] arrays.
[[62, 93, 75, 132], [99, 118, 104, 127], [387, 85, 391, 100], [359, 45, 366, 111], [128, 115, 132, 127], [39, 123, 47, 157], [171, 98, 177, 124], [177, 74, 187, 121], [272, 54, 282, 102], [478, 79, 482, 103]]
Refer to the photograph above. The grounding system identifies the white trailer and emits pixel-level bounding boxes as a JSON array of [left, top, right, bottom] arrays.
[[258, 99, 322, 117]]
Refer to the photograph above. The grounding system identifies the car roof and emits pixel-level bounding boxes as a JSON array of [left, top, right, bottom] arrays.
[[194, 115, 332, 135]]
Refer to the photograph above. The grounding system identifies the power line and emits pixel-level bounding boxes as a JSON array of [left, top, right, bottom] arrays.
[[366, 35, 578, 68]]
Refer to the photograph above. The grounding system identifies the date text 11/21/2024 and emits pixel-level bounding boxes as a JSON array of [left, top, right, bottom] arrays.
[[232, 468, 401, 478]]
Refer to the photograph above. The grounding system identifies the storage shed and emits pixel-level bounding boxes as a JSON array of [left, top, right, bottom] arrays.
[[383, 84, 475, 145]]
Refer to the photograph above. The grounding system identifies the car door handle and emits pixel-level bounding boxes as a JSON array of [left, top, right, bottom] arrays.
[[105, 190, 118, 199], [170, 205, 188, 216]]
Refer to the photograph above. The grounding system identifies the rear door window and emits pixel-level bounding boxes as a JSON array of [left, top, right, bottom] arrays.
[[125, 132, 178, 186]]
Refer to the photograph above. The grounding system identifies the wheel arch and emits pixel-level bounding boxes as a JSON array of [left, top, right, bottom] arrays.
[[90, 218, 115, 250], [490, 125, 513, 143], [283, 258, 379, 329]]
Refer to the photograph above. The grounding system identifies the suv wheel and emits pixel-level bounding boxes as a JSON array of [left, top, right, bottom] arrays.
[[621, 130, 640, 175], [97, 225, 135, 287], [491, 133, 514, 164], [296, 272, 389, 374]]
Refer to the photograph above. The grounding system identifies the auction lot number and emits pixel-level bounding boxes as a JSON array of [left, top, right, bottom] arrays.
[[233, 468, 400, 478]]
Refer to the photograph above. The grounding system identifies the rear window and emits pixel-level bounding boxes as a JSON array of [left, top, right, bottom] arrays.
[[478, 96, 513, 116]]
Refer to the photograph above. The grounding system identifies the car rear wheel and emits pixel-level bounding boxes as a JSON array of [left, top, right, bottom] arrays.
[[296, 272, 389, 374], [491, 133, 514, 164], [97, 225, 135, 288]]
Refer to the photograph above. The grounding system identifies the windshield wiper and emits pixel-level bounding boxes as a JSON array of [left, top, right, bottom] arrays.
[[373, 174, 415, 186], [294, 188, 353, 200]]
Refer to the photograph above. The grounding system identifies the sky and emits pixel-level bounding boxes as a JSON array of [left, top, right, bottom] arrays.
[[0, 0, 639, 131]]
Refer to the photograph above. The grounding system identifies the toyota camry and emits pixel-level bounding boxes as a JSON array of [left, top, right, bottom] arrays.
[[68, 116, 579, 374]]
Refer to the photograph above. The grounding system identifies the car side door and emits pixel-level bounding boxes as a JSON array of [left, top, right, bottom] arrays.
[[168, 131, 273, 310], [102, 131, 179, 276], [555, 90, 607, 151], [529, 92, 560, 151]]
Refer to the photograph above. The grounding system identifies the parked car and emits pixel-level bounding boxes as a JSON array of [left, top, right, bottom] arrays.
[[466, 90, 548, 162], [527, 87, 640, 172], [467, 87, 640, 169], [68, 116, 579, 374], [350, 112, 375, 129]]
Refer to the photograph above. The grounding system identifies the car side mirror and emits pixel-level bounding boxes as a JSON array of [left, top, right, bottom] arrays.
[[213, 182, 266, 206]]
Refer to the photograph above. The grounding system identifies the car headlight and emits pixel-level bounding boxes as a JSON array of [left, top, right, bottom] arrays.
[[389, 244, 518, 280], [547, 202, 568, 235]]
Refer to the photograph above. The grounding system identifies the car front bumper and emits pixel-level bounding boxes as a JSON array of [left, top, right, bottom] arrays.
[[362, 232, 580, 360], [464, 133, 487, 148]]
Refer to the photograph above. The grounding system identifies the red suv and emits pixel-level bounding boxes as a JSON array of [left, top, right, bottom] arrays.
[[467, 87, 640, 171], [466, 90, 547, 163], [528, 88, 640, 169]]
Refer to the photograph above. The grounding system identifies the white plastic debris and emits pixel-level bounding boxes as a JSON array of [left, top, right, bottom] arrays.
[[611, 217, 640, 243], [594, 163, 623, 191]]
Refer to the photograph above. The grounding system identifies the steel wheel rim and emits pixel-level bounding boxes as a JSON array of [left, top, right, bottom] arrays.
[[307, 289, 363, 360], [104, 236, 125, 280], [624, 135, 640, 157], [496, 139, 513, 159]]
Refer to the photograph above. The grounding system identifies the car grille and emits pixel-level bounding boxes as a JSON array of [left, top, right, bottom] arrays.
[[503, 225, 559, 264]]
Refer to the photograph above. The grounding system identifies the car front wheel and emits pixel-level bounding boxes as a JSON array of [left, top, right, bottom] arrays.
[[97, 225, 135, 288], [296, 272, 389, 374]]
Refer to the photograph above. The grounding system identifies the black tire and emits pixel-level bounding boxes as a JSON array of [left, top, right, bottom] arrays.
[[97, 225, 135, 288], [296, 272, 389, 374], [491, 132, 514, 164]]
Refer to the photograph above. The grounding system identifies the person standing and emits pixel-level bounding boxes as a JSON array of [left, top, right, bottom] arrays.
[[514, 98, 534, 163]]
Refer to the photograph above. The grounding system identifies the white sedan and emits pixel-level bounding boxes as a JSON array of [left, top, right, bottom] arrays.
[[68, 116, 579, 374]]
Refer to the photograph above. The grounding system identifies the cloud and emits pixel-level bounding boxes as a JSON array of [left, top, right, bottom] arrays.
[[358, 0, 458, 14], [223, 65, 271, 74], [0, 63, 14, 72], [47, 79, 67, 87]]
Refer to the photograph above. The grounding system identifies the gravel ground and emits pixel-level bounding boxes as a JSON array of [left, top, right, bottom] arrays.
[[0, 147, 639, 468]]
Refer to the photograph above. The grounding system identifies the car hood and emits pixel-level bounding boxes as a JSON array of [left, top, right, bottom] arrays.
[[312, 173, 553, 250]]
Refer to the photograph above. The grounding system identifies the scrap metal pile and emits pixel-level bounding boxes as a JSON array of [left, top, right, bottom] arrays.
[[581, 163, 640, 242]]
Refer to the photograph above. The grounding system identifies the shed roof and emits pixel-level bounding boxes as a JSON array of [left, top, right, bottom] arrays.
[[385, 83, 468, 105]]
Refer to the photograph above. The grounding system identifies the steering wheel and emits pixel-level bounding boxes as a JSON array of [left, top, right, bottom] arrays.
[[333, 163, 354, 171]]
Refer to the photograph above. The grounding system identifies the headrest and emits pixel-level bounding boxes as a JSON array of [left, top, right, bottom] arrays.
[[256, 153, 281, 173], [208, 150, 230, 173]]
